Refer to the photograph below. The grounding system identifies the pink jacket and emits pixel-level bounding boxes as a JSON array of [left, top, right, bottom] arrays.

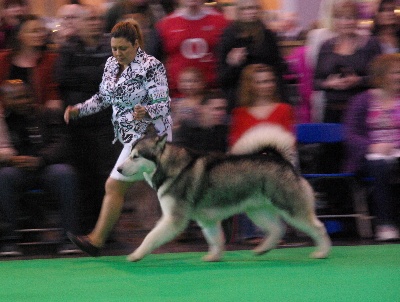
[[285, 46, 313, 123]]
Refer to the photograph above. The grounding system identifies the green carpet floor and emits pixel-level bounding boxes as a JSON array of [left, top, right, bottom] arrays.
[[1, 245, 399, 302]]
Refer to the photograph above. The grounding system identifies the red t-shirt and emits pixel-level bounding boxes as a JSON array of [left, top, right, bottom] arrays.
[[157, 8, 229, 97]]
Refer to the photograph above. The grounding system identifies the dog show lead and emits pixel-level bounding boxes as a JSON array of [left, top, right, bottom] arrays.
[[63, 20, 172, 256]]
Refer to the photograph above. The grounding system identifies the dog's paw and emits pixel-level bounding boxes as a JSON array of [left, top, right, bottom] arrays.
[[310, 240, 331, 259], [202, 253, 222, 262], [252, 247, 271, 256], [127, 252, 144, 262], [310, 250, 329, 259]]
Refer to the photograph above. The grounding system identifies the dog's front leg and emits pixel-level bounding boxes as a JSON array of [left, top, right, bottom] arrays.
[[197, 220, 225, 262], [127, 214, 188, 262]]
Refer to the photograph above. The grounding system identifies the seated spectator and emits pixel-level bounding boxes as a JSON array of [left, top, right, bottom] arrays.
[[0, 80, 80, 256], [305, 0, 338, 122], [178, 90, 228, 153], [172, 66, 206, 144], [0, 0, 29, 49], [104, 0, 161, 33], [52, 4, 83, 47], [229, 64, 294, 147], [217, 0, 287, 112], [174, 90, 229, 241], [371, 0, 400, 54], [344, 53, 400, 241], [0, 102, 16, 163], [285, 45, 313, 123], [314, 0, 381, 123], [313, 0, 382, 181], [151, 0, 228, 98], [0, 14, 61, 108], [229, 63, 295, 243], [275, 12, 306, 41]]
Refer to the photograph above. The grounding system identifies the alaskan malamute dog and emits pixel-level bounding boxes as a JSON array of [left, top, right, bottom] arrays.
[[118, 125, 331, 262]]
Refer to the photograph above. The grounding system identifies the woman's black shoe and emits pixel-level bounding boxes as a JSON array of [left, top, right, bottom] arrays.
[[67, 232, 101, 257]]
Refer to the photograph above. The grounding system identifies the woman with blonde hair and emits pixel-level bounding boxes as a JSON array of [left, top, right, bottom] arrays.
[[314, 0, 382, 123], [229, 64, 294, 147], [228, 63, 294, 242]]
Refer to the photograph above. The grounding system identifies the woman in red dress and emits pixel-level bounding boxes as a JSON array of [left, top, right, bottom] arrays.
[[229, 64, 294, 147], [228, 63, 295, 242]]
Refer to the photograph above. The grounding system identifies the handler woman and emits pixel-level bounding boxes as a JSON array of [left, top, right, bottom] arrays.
[[64, 21, 172, 256]]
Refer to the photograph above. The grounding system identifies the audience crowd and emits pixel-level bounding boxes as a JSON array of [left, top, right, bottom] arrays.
[[0, 0, 399, 257]]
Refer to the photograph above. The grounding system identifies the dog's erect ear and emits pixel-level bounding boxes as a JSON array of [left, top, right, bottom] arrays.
[[143, 171, 155, 188], [155, 133, 168, 151]]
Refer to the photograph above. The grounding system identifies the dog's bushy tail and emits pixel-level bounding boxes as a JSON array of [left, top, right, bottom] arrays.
[[229, 124, 296, 164]]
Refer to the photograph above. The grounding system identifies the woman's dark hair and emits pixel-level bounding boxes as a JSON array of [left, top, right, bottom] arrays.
[[376, 0, 397, 13], [10, 14, 48, 52], [371, 0, 398, 35], [201, 89, 226, 106], [111, 20, 143, 48], [4, 0, 28, 8]]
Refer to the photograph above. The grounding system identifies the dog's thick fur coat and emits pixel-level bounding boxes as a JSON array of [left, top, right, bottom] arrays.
[[118, 125, 331, 262]]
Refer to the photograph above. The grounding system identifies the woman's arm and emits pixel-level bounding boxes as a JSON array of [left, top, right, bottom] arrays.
[[143, 61, 171, 119], [343, 91, 371, 171], [216, 25, 244, 87], [314, 40, 336, 91]]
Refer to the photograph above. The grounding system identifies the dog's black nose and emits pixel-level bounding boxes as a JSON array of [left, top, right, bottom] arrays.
[[117, 167, 123, 174]]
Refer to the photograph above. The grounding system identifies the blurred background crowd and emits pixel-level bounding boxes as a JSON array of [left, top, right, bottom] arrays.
[[0, 0, 399, 257]]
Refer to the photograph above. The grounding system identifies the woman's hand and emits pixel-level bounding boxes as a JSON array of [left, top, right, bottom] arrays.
[[64, 106, 80, 124], [323, 73, 361, 90], [226, 47, 247, 67], [10, 155, 42, 170], [133, 104, 148, 120], [368, 143, 396, 156], [341, 73, 361, 89]]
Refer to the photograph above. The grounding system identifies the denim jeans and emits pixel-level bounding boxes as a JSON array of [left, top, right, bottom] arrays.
[[0, 164, 78, 241], [364, 159, 399, 225]]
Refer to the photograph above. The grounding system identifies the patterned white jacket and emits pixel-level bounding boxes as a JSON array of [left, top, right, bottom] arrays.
[[76, 48, 172, 145]]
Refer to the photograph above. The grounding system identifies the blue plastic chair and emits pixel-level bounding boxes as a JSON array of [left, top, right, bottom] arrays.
[[296, 123, 354, 178], [295, 123, 373, 238], [296, 122, 343, 143]]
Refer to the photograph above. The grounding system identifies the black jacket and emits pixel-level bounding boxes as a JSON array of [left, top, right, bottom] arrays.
[[54, 35, 112, 128], [217, 22, 288, 110], [4, 107, 71, 167]]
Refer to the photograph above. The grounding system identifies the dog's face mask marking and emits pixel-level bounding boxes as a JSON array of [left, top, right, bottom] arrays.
[[118, 148, 157, 179], [117, 134, 168, 186]]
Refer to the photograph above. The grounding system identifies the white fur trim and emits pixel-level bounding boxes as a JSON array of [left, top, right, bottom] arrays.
[[229, 124, 296, 164]]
